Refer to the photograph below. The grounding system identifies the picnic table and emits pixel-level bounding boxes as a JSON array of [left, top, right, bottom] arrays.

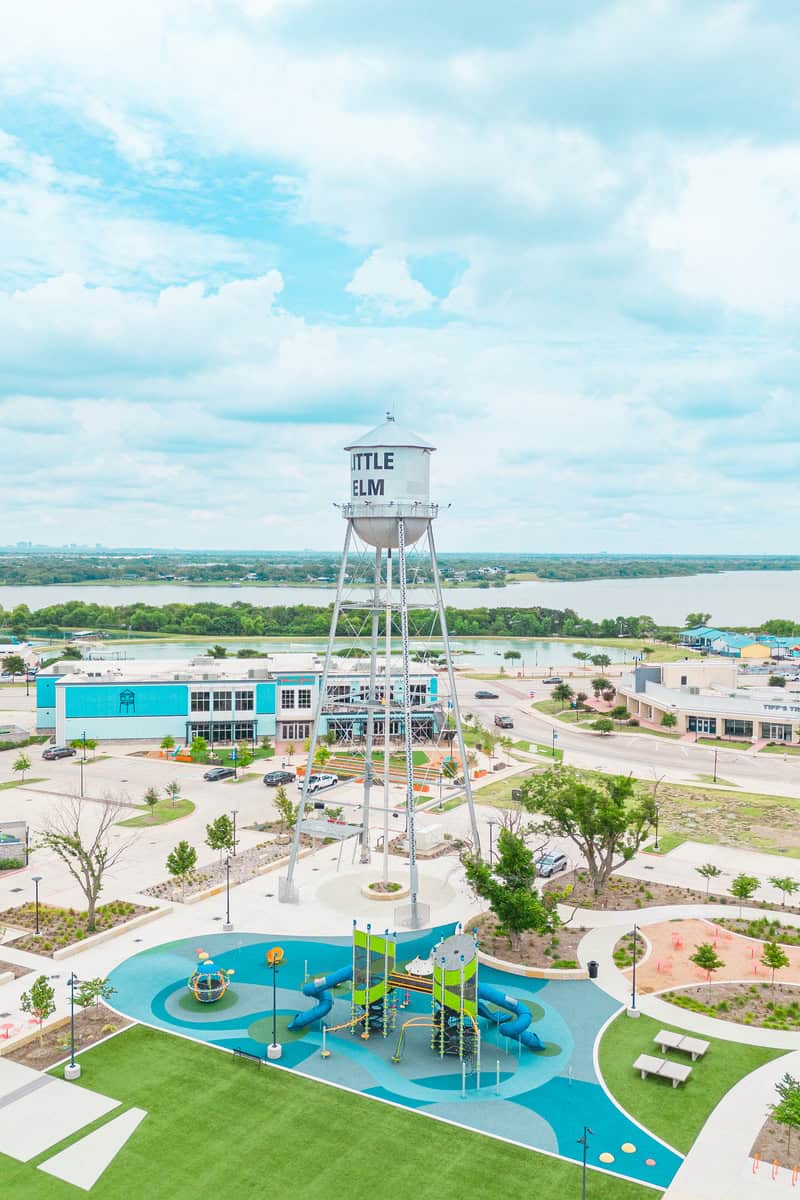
[[654, 1029, 709, 1061], [633, 1053, 692, 1088]]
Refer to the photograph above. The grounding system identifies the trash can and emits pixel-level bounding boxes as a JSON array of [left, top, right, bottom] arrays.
[[587, 960, 599, 980]]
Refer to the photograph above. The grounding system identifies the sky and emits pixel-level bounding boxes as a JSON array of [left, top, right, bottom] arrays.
[[1, 0, 799, 553]]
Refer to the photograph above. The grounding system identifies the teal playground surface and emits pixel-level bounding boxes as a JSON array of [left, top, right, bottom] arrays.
[[108, 924, 682, 1189]]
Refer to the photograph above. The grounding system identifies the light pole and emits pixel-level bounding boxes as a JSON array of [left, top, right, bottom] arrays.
[[65, 973, 81, 1080], [628, 923, 640, 1017], [487, 819, 497, 865], [266, 946, 284, 1059], [577, 1126, 593, 1200], [82, 729, 87, 762], [32, 875, 42, 936], [231, 809, 238, 857], [438, 772, 443, 811], [79, 755, 84, 799], [653, 803, 660, 852], [552, 728, 558, 757], [223, 856, 233, 932], [231, 744, 237, 780], [713, 749, 718, 784]]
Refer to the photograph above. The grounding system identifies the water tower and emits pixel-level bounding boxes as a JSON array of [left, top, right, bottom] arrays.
[[280, 415, 481, 926]]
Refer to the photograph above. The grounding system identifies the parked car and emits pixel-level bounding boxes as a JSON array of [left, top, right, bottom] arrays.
[[535, 851, 568, 878], [203, 766, 236, 781], [263, 769, 295, 786], [296, 773, 339, 794], [494, 715, 514, 729], [542, 676, 563, 685], [474, 690, 499, 699], [42, 745, 76, 760]]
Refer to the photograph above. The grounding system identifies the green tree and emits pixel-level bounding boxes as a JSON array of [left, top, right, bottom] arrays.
[[731, 872, 759, 916], [590, 654, 611, 672], [464, 830, 560, 952], [274, 785, 298, 832], [160, 735, 176, 755], [20, 975, 56, 1043], [166, 840, 197, 898], [610, 704, 629, 725], [689, 942, 725, 985], [12, 752, 31, 782], [314, 744, 331, 767], [575, 691, 588, 709], [190, 736, 207, 762], [324, 729, 338, 747], [205, 814, 234, 861], [165, 780, 181, 808], [661, 712, 677, 729], [286, 741, 296, 758], [37, 798, 132, 931], [551, 682, 574, 709], [695, 862, 722, 898], [76, 977, 117, 1008], [770, 876, 799, 908], [207, 644, 228, 658], [573, 651, 590, 672], [504, 650, 521, 663], [769, 675, 787, 688], [62, 645, 83, 659], [592, 717, 614, 735], [761, 940, 790, 988], [685, 613, 712, 628], [771, 1074, 800, 1156], [2, 654, 26, 680], [70, 737, 97, 759], [521, 766, 655, 897], [143, 785, 160, 811], [591, 676, 611, 697]]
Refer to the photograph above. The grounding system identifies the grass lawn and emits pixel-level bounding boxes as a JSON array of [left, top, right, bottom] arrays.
[[0, 1026, 652, 1200], [761, 743, 800, 756], [642, 833, 687, 855], [118, 798, 195, 827], [0, 776, 46, 790], [693, 774, 738, 787], [696, 738, 752, 750], [214, 745, 275, 767], [598, 1011, 785, 1155]]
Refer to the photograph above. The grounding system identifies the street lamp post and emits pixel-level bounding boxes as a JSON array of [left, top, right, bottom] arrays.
[[438, 772, 443, 811], [65, 973, 81, 1080], [223, 857, 233, 932], [628, 923, 640, 1017], [653, 804, 660, 852], [32, 875, 42, 936], [82, 729, 87, 762], [552, 728, 558, 757], [231, 809, 238, 857], [713, 749, 718, 784], [79, 756, 84, 799], [266, 946, 284, 1060], [577, 1126, 594, 1200]]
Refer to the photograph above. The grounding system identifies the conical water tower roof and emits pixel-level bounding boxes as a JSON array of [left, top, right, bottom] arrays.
[[344, 414, 435, 452]]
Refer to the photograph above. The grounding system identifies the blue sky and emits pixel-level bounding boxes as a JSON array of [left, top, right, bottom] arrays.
[[1, 0, 799, 552]]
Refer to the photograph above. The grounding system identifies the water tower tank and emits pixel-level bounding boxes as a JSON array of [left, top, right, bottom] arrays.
[[344, 415, 436, 548]]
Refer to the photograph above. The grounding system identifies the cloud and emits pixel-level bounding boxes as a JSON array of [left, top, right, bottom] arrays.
[[346, 250, 434, 315]]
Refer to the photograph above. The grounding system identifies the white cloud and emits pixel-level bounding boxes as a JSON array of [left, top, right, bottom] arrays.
[[346, 250, 434, 315]]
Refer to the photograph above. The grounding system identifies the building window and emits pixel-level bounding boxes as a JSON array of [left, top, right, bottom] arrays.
[[724, 719, 753, 738], [211, 721, 233, 741], [297, 688, 312, 710], [235, 690, 254, 711], [680, 675, 687, 686], [214, 691, 232, 711], [234, 721, 255, 741], [326, 684, 351, 703], [409, 683, 427, 706], [281, 689, 295, 710], [280, 721, 311, 740], [191, 691, 210, 712], [190, 721, 210, 739], [688, 716, 717, 734], [761, 722, 792, 742]]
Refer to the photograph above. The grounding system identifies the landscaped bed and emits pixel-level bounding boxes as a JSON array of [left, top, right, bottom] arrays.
[[473, 911, 587, 969], [143, 837, 295, 901], [3, 1003, 131, 1070], [751, 1114, 800, 1170], [544, 869, 800, 915], [661, 981, 800, 1031], [0, 901, 152, 955], [0, 958, 32, 980], [717, 915, 800, 946]]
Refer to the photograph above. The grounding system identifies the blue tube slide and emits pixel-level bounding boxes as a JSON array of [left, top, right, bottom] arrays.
[[477, 982, 545, 1050], [287, 964, 353, 1031]]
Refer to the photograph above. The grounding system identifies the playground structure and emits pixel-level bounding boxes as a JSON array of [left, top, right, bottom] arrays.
[[288, 922, 545, 1073], [188, 950, 234, 1003]]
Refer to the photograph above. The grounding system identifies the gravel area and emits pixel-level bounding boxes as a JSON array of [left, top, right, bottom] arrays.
[[473, 911, 587, 968], [3, 1003, 132, 1070], [661, 981, 800, 1030], [1, 901, 153, 957], [144, 836, 299, 901], [751, 1116, 800, 1170], [0, 959, 32, 980]]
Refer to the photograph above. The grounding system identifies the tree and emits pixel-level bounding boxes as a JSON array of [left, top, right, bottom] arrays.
[[771, 1074, 800, 1156], [160, 735, 176, 755], [207, 644, 228, 658], [551, 683, 574, 709], [190, 736, 207, 762], [2, 654, 26, 680], [610, 704, 629, 726], [770, 876, 799, 908], [769, 675, 787, 688], [261, 735, 273, 751], [695, 862, 722, 898], [70, 737, 97, 759], [592, 717, 614, 735], [575, 692, 588, 709], [165, 779, 181, 808], [324, 729, 338, 747], [591, 675, 611, 697], [274, 785, 298, 832], [62, 645, 83, 659], [661, 712, 677, 729], [463, 830, 560, 952], [573, 651, 590, 672], [206, 814, 234, 861], [143, 786, 160, 811], [37, 797, 134, 931], [761, 940, 790, 988], [690, 942, 725, 985], [731, 872, 759, 916], [590, 654, 611, 672], [76, 977, 117, 1008], [20, 975, 56, 1042], [13, 752, 31, 782], [286, 741, 296, 758], [685, 613, 712, 628], [521, 767, 655, 897], [504, 650, 521, 663], [166, 840, 197, 898], [314, 745, 331, 767]]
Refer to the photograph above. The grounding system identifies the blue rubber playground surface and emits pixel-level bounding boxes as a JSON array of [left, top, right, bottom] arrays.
[[108, 924, 682, 1189]]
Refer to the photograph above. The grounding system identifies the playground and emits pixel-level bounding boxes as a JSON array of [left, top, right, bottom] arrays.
[[107, 924, 683, 1189]]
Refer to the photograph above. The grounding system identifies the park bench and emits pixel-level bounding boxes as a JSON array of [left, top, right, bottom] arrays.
[[233, 1047, 266, 1067], [633, 1053, 692, 1088], [654, 1030, 709, 1061]]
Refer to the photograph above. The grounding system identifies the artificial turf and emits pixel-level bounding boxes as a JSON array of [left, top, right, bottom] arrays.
[[3, 1026, 652, 1199], [598, 1011, 786, 1154]]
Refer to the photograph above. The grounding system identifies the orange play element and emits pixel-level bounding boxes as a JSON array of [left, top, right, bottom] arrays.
[[266, 946, 284, 966], [623, 917, 800, 993]]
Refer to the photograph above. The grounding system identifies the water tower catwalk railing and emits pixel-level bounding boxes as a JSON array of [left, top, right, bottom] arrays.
[[280, 416, 482, 925]]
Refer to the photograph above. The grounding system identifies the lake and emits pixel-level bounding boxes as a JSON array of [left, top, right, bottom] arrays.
[[1, 568, 797, 625]]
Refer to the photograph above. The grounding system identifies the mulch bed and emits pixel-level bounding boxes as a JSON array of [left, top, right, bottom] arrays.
[[0, 959, 32, 980], [144, 837, 306, 902], [1, 901, 153, 958], [661, 980, 800, 1031], [751, 1117, 800, 1170], [3, 1003, 132, 1070], [473, 912, 587, 969], [544, 870, 740, 912]]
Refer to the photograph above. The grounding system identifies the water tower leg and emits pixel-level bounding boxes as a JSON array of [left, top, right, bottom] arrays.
[[427, 523, 482, 858], [382, 550, 392, 888], [360, 546, 382, 863], [397, 518, 420, 925], [281, 522, 353, 903]]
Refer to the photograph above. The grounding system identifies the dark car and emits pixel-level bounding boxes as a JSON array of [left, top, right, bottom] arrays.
[[542, 676, 563, 685], [535, 851, 568, 878], [42, 745, 77, 760], [474, 690, 499, 699], [494, 714, 514, 729], [203, 766, 236, 782], [263, 770, 295, 786]]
